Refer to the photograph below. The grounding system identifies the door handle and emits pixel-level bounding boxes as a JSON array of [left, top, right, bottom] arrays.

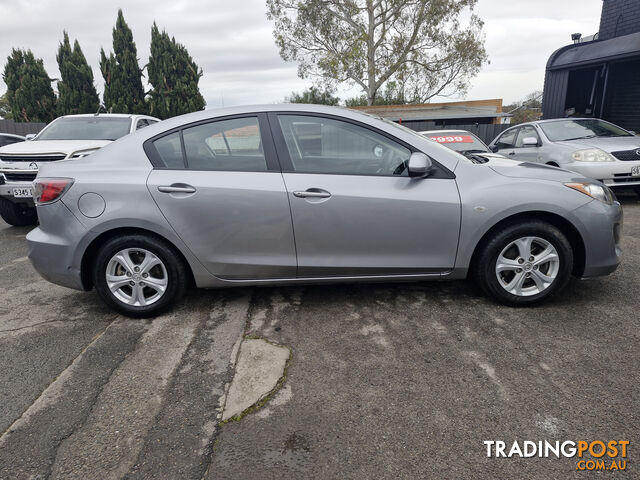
[[508, 151, 516, 156], [158, 185, 196, 194], [293, 190, 331, 198]]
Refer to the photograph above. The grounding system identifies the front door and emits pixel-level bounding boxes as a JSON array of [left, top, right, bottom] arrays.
[[146, 114, 296, 279], [512, 125, 542, 163], [270, 113, 461, 277]]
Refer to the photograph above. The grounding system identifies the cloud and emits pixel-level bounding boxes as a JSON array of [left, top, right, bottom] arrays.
[[0, 0, 605, 108]]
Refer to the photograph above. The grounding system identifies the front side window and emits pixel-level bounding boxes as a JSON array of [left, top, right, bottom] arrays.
[[495, 129, 517, 149], [515, 126, 540, 147], [182, 117, 266, 171], [277, 115, 411, 176], [37, 117, 132, 141]]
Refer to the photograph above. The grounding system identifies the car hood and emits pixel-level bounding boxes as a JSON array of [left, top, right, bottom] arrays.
[[0, 139, 111, 156], [556, 136, 640, 153], [486, 157, 590, 183]]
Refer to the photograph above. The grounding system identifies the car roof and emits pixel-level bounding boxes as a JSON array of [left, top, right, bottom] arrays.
[[419, 129, 475, 135], [58, 113, 159, 120]]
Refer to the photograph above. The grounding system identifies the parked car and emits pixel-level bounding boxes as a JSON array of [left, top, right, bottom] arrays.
[[0, 113, 160, 226], [488, 118, 640, 195], [0, 133, 26, 147], [27, 104, 622, 317], [419, 129, 508, 162]]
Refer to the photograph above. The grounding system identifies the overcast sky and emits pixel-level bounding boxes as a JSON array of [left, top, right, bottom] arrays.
[[0, 0, 603, 108]]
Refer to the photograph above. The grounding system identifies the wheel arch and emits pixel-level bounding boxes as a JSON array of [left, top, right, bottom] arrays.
[[80, 226, 196, 290], [469, 211, 586, 277]]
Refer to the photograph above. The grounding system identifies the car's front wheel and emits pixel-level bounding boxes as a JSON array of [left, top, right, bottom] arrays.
[[474, 221, 573, 306], [93, 234, 188, 317], [0, 198, 38, 226]]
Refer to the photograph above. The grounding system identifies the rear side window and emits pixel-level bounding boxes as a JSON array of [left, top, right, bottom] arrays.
[[153, 132, 184, 168], [182, 117, 266, 171], [495, 129, 517, 149]]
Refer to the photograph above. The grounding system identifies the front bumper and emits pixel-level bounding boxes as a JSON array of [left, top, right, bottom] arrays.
[[0, 177, 36, 205], [563, 160, 640, 188], [572, 199, 623, 278]]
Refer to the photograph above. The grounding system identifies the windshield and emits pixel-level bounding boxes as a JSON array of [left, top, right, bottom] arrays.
[[539, 119, 632, 142], [421, 132, 489, 153], [37, 117, 132, 141]]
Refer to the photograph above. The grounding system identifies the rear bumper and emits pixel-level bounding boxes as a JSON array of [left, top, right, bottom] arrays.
[[26, 201, 88, 291]]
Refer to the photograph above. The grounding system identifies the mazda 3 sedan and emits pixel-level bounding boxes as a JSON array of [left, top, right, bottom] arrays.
[[26, 105, 622, 317]]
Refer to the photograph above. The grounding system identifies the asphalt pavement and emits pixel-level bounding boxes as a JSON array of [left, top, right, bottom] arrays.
[[0, 194, 638, 479]]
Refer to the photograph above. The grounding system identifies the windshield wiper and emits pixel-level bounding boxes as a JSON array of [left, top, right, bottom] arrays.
[[563, 135, 596, 141]]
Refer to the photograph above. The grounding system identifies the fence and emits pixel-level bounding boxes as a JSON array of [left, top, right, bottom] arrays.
[[0, 119, 46, 136], [400, 121, 511, 145]]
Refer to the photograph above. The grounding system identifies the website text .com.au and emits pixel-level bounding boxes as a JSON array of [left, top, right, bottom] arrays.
[[484, 440, 629, 471]]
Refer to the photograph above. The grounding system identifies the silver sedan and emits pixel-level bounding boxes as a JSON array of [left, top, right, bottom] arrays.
[[488, 118, 640, 194], [26, 105, 622, 317]]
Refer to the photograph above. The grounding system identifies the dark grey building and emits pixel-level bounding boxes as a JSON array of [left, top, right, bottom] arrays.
[[542, 0, 640, 132]]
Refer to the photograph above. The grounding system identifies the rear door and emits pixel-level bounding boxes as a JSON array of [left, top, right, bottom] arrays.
[[269, 113, 461, 277], [146, 114, 296, 279]]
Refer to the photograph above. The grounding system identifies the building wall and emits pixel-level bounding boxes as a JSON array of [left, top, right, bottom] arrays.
[[599, 0, 640, 40], [602, 58, 640, 132], [0, 119, 46, 136]]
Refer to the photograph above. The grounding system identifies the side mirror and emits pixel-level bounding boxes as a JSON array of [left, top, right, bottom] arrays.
[[408, 152, 433, 178], [522, 137, 538, 147], [25, 134, 37, 140], [490, 145, 499, 153]]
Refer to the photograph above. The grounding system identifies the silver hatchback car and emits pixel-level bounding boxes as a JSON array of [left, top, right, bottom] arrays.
[[26, 105, 623, 317], [488, 118, 640, 194]]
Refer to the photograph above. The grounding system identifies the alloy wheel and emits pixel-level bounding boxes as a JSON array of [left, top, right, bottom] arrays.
[[495, 236, 560, 297], [105, 248, 168, 307]]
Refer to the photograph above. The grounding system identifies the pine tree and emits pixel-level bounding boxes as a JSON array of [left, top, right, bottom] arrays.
[[2, 48, 56, 122], [147, 22, 205, 119], [99, 9, 147, 114], [56, 32, 100, 115]]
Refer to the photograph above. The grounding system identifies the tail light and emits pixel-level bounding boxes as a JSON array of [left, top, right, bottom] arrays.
[[33, 178, 74, 205]]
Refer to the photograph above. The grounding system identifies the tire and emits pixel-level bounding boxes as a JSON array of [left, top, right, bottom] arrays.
[[473, 221, 573, 307], [93, 234, 188, 318], [0, 198, 38, 226], [633, 187, 640, 198]]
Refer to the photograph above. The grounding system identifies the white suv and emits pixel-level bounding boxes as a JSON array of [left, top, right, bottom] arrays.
[[0, 113, 159, 225]]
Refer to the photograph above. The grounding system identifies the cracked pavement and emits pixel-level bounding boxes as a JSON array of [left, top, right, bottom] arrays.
[[0, 194, 639, 479]]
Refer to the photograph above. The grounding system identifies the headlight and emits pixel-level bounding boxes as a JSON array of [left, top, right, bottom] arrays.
[[70, 148, 99, 159], [565, 182, 616, 204], [571, 148, 614, 162]]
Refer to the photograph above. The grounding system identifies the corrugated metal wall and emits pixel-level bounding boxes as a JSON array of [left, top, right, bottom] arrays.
[[603, 58, 640, 132], [0, 119, 46, 135], [542, 70, 570, 119]]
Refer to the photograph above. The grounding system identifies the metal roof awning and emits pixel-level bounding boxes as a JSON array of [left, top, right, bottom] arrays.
[[549, 31, 640, 70]]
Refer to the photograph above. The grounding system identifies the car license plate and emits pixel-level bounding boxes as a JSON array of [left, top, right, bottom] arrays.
[[12, 187, 33, 198], [632, 166, 640, 177]]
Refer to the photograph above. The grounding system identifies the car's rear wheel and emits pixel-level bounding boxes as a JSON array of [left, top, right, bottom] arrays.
[[0, 198, 38, 226], [633, 186, 640, 197], [93, 234, 188, 318], [473, 221, 573, 306]]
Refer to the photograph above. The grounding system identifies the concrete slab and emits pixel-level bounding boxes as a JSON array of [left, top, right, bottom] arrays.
[[222, 338, 290, 421]]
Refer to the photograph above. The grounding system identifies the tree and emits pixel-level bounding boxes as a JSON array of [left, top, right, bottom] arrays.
[[2, 48, 56, 122], [100, 9, 147, 114], [56, 32, 100, 115], [267, 0, 487, 106], [345, 80, 407, 106], [147, 22, 205, 119], [0, 92, 12, 119], [286, 86, 340, 105], [503, 91, 542, 125]]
